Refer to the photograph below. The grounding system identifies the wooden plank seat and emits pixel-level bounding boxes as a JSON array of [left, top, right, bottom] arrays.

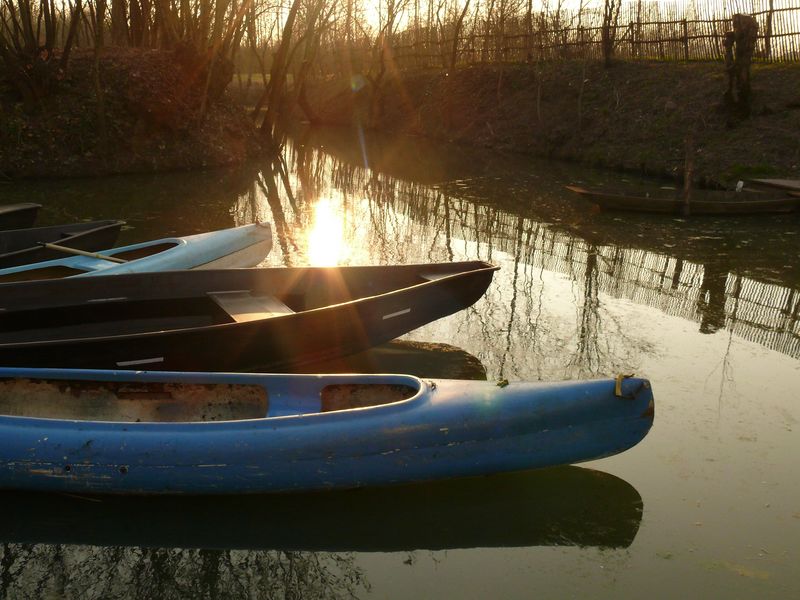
[[209, 291, 295, 323], [419, 272, 455, 282]]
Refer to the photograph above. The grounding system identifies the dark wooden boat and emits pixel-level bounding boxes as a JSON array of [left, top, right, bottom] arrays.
[[0, 261, 498, 370], [0, 220, 124, 268], [565, 185, 800, 215], [0, 203, 40, 229], [748, 178, 800, 193]]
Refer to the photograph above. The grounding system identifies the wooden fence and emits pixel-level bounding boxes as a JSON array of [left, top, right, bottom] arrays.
[[320, 0, 800, 73]]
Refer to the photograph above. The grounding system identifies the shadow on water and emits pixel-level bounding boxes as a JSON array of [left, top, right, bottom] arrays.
[[0, 466, 642, 552], [0, 467, 642, 597], [286, 340, 488, 380]]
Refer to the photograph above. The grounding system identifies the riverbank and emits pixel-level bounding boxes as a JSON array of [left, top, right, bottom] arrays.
[[0, 48, 261, 180], [304, 61, 800, 188]]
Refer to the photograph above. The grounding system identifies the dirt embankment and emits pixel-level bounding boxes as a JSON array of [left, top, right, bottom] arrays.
[[305, 61, 800, 187], [0, 48, 262, 180]]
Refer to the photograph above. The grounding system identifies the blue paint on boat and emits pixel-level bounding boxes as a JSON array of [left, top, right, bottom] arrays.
[[0, 223, 272, 278], [0, 367, 655, 494]]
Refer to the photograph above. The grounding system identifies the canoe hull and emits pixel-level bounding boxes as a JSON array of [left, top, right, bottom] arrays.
[[0, 368, 654, 494], [0, 203, 40, 230], [0, 262, 497, 371]]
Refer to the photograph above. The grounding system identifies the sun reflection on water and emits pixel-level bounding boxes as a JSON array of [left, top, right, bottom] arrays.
[[307, 197, 351, 266]]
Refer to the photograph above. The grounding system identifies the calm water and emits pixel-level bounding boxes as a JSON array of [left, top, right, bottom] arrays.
[[0, 126, 798, 598]]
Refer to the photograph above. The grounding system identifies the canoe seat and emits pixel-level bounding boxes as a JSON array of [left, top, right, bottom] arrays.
[[209, 291, 295, 323], [419, 272, 453, 282]]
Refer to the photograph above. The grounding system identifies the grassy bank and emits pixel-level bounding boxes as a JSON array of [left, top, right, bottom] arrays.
[[0, 48, 261, 180], [305, 61, 800, 187]]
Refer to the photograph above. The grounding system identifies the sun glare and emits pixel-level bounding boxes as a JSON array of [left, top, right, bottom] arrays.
[[307, 198, 350, 267]]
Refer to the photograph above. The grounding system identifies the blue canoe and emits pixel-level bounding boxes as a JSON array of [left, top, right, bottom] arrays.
[[0, 368, 654, 495], [0, 222, 271, 282]]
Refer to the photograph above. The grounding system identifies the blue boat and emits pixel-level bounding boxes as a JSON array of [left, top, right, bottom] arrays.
[[0, 367, 654, 495], [0, 222, 271, 282]]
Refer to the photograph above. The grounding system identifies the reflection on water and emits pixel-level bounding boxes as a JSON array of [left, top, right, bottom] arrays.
[[3, 125, 799, 597], [0, 467, 640, 597], [0, 467, 642, 551], [247, 127, 800, 365], [307, 197, 351, 266]]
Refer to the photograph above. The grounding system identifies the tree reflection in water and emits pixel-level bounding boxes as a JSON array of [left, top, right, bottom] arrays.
[[233, 131, 800, 368], [0, 545, 367, 599]]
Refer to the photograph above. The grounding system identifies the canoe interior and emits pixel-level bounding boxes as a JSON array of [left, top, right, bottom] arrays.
[[0, 264, 482, 344], [0, 377, 418, 422], [0, 241, 178, 282], [0, 297, 233, 342], [111, 241, 178, 261], [0, 265, 87, 282], [0, 220, 123, 256]]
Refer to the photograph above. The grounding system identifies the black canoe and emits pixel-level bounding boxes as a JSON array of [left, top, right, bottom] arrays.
[[565, 185, 800, 215], [0, 220, 124, 268], [0, 261, 498, 370], [0, 203, 41, 229]]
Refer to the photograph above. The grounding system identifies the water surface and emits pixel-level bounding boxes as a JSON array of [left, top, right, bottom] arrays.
[[0, 126, 798, 598]]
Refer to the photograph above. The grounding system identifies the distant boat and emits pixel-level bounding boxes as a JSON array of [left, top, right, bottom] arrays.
[[0, 203, 40, 230], [0, 220, 124, 268], [0, 367, 654, 494], [748, 178, 800, 193], [0, 261, 497, 370], [0, 222, 272, 282], [565, 185, 800, 215], [0, 466, 643, 550]]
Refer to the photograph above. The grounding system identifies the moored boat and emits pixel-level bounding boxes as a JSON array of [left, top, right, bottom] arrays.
[[0, 220, 124, 268], [0, 203, 40, 230], [0, 261, 497, 370], [0, 222, 272, 282], [747, 178, 800, 193], [565, 184, 800, 215], [0, 367, 654, 495]]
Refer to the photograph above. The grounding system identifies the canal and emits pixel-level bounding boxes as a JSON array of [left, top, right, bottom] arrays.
[[0, 125, 798, 598]]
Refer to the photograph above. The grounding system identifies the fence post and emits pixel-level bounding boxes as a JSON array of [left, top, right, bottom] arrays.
[[765, 0, 774, 60], [629, 21, 635, 58], [682, 19, 689, 61]]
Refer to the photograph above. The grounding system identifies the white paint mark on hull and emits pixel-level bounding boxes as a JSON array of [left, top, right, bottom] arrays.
[[116, 357, 165, 367], [382, 308, 411, 320]]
